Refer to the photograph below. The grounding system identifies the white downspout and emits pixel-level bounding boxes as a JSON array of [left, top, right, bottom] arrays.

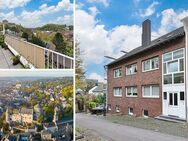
[[182, 16, 188, 122]]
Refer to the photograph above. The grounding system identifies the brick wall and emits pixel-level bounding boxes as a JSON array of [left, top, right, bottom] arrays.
[[107, 36, 185, 117]]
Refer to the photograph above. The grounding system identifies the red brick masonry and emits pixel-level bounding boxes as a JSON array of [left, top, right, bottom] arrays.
[[107, 37, 185, 117]]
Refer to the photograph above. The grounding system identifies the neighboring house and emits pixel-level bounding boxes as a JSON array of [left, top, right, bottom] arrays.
[[106, 17, 188, 122], [41, 130, 53, 140], [88, 84, 105, 95], [6, 108, 33, 124]]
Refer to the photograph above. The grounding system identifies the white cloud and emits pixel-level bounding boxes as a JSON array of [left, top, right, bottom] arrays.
[[55, 15, 73, 25], [0, 0, 73, 27], [139, 1, 159, 17], [76, 8, 142, 65], [158, 9, 188, 35], [0, 0, 31, 9], [88, 72, 104, 82], [89, 7, 99, 17], [76, 6, 188, 72], [87, 0, 109, 7]]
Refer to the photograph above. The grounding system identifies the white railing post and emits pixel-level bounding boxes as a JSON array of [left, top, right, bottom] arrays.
[[52, 52, 54, 69], [48, 51, 50, 69], [57, 54, 59, 69]]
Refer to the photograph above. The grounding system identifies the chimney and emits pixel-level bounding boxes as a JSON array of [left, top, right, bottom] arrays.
[[142, 19, 151, 46]]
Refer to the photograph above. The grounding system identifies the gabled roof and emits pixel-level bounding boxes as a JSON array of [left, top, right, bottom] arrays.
[[107, 27, 185, 66]]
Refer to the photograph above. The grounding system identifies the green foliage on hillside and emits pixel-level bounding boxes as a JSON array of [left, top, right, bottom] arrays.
[[36, 24, 70, 32]]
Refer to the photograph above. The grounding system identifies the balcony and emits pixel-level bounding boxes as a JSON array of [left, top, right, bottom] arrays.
[[3, 34, 74, 69]]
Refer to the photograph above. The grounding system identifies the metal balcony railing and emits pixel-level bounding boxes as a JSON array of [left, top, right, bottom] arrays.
[[5, 34, 74, 69]]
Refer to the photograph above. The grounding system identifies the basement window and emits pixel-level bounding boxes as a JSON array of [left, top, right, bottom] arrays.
[[115, 105, 120, 113], [108, 104, 112, 111], [143, 110, 149, 117], [128, 107, 133, 115]]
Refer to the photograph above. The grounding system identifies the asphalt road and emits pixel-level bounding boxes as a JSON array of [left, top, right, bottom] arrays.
[[76, 113, 188, 141]]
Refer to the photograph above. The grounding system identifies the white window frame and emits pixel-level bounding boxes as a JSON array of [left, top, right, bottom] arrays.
[[126, 64, 137, 75], [113, 87, 122, 97], [114, 68, 122, 78], [142, 85, 160, 98], [128, 107, 134, 115], [163, 48, 185, 85], [142, 57, 159, 72], [115, 105, 120, 113], [143, 110, 149, 118], [126, 87, 137, 97]]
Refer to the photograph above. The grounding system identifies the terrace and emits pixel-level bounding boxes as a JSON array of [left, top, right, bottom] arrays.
[[0, 34, 74, 69]]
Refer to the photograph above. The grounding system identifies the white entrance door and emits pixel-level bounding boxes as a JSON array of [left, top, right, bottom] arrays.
[[163, 91, 186, 119]]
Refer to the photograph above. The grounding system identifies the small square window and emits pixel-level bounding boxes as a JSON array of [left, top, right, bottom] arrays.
[[163, 92, 167, 100], [180, 92, 184, 100], [143, 110, 148, 117]]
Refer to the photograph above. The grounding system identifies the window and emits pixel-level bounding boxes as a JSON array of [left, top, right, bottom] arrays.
[[142, 85, 160, 98], [108, 104, 111, 111], [114, 68, 122, 78], [115, 105, 120, 113], [174, 73, 184, 83], [169, 93, 178, 106], [126, 64, 137, 75], [128, 107, 133, 115], [126, 87, 137, 97], [163, 49, 184, 85], [113, 87, 122, 97], [163, 92, 167, 100], [142, 57, 159, 72], [143, 110, 149, 117], [163, 53, 172, 62], [180, 92, 184, 100], [173, 49, 183, 59], [164, 74, 172, 84], [168, 60, 178, 73]]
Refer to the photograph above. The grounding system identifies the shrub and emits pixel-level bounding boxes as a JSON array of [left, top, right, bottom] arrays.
[[12, 55, 20, 65], [2, 43, 8, 50], [89, 102, 96, 109]]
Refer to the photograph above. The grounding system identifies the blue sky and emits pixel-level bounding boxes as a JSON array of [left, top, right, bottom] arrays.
[[0, 0, 73, 27], [76, 0, 188, 82]]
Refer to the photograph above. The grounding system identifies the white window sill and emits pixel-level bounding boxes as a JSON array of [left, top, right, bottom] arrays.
[[128, 113, 134, 116], [126, 95, 138, 98], [114, 95, 122, 97], [114, 76, 122, 78], [142, 68, 159, 73], [142, 96, 159, 98], [126, 73, 137, 76]]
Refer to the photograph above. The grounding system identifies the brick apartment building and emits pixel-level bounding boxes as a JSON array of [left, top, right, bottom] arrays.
[[106, 16, 188, 122]]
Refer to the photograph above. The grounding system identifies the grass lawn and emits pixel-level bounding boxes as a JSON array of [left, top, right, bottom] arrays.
[[105, 114, 188, 138]]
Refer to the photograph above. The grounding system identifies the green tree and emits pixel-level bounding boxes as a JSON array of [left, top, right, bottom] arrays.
[[30, 98, 37, 107], [37, 115, 44, 123], [29, 35, 46, 47], [22, 32, 29, 41], [52, 32, 66, 51]]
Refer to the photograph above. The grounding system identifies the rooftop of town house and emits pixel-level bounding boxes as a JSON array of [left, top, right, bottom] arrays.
[[20, 108, 33, 115], [0, 46, 23, 69], [107, 26, 184, 66]]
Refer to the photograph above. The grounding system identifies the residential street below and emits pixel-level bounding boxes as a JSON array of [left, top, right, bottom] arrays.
[[76, 113, 188, 141]]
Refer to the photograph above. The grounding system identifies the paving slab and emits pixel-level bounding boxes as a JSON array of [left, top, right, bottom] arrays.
[[0, 46, 23, 69]]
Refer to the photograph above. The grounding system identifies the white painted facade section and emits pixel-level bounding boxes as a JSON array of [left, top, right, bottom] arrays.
[[162, 47, 186, 119], [182, 16, 188, 122], [163, 85, 186, 119]]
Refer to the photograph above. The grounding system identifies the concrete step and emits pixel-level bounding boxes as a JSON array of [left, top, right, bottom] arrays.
[[155, 115, 186, 123]]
